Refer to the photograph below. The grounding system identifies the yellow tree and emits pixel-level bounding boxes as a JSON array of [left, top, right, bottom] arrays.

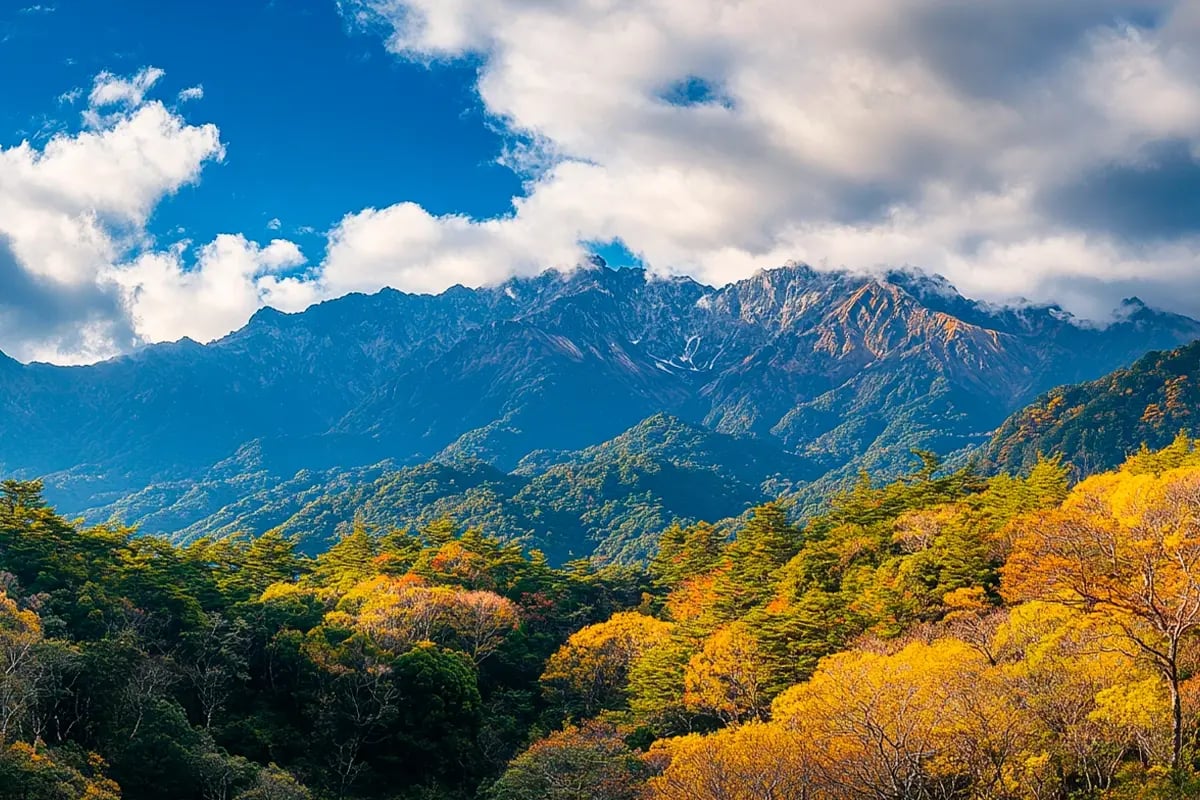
[[645, 722, 815, 800], [1003, 466, 1200, 770], [772, 638, 1034, 799], [992, 602, 1170, 793], [682, 623, 770, 722], [446, 589, 520, 665], [346, 574, 456, 652], [0, 588, 44, 740], [340, 575, 520, 663], [541, 612, 674, 719]]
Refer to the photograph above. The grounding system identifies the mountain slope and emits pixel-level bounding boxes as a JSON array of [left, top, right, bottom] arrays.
[[3, 261, 1198, 558], [977, 338, 1200, 477], [116, 415, 816, 564]]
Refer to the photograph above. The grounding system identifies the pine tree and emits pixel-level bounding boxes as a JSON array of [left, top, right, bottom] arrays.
[[710, 503, 800, 621], [650, 522, 722, 589], [310, 524, 378, 590], [423, 516, 460, 547]]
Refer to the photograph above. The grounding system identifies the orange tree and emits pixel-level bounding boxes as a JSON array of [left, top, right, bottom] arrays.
[[1003, 465, 1200, 771]]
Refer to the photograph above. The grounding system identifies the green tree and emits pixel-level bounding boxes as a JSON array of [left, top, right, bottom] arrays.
[[489, 722, 647, 800], [309, 525, 378, 591], [711, 503, 800, 620]]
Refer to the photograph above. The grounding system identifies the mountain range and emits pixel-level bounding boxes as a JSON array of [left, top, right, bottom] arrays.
[[4, 260, 1198, 561]]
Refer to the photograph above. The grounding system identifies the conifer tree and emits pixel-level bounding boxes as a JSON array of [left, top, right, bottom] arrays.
[[711, 503, 800, 620], [310, 524, 378, 590]]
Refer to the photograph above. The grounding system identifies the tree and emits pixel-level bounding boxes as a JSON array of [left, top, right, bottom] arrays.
[[235, 765, 312, 800], [650, 522, 723, 589], [772, 639, 1031, 799], [682, 623, 769, 723], [448, 590, 521, 665], [304, 610, 405, 798], [746, 589, 851, 694], [541, 612, 674, 720], [0, 480, 48, 519], [229, 530, 304, 599], [309, 526, 378, 591], [422, 517, 460, 548], [627, 637, 694, 734], [0, 741, 121, 800], [347, 575, 456, 653], [0, 588, 45, 740], [106, 698, 208, 800], [179, 613, 251, 730], [991, 601, 1169, 793], [381, 643, 483, 791], [1003, 466, 1200, 770], [489, 721, 647, 800], [710, 502, 801, 621], [645, 722, 814, 800]]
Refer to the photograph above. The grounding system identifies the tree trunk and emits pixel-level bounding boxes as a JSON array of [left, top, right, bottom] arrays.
[[1167, 637, 1183, 774], [1170, 671, 1183, 773]]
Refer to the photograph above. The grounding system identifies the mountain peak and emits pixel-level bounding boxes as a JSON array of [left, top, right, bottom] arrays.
[[883, 268, 966, 302], [750, 261, 822, 285], [1109, 295, 1200, 329], [248, 306, 288, 325]]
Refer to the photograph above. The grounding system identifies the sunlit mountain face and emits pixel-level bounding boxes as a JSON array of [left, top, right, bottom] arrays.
[[3, 262, 1196, 559]]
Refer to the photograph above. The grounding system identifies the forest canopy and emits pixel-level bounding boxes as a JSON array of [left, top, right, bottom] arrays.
[[1, 438, 1200, 799]]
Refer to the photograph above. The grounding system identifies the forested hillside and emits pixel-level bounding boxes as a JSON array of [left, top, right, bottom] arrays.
[[0, 482, 646, 799], [5, 439, 1200, 798], [86, 414, 816, 565], [981, 338, 1200, 477], [493, 439, 1200, 800]]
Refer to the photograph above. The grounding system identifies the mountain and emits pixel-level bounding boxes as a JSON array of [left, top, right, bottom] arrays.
[[115, 414, 815, 564], [977, 338, 1200, 477], [3, 261, 1198, 559]]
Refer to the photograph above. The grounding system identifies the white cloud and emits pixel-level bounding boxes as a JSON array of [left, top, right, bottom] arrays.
[[178, 85, 205, 102], [88, 66, 164, 109], [325, 0, 1200, 316], [320, 202, 582, 296], [111, 235, 309, 344], [0, 67, 270, 364]]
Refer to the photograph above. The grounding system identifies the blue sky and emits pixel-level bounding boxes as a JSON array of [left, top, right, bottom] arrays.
[[0, 0, 1198, 363], [0, 0, 521, 253]]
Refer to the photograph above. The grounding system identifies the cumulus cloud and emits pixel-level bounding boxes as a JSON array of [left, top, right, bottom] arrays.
[[321, 202, 582, 296], [0, 234, 135, 363], [8, 4, 1200, 364], [0, 67, 306, 363], [83, 66, 166, 127], [327, 0, 1200, 319], [112, 235, 309, 344]]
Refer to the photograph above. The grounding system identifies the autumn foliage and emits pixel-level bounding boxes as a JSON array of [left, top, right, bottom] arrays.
[[503, 445, 1200, 800], [6, 439, 1200, 799]]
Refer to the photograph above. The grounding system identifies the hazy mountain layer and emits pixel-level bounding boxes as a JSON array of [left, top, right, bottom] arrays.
[[3, 262, 1197, 557]]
